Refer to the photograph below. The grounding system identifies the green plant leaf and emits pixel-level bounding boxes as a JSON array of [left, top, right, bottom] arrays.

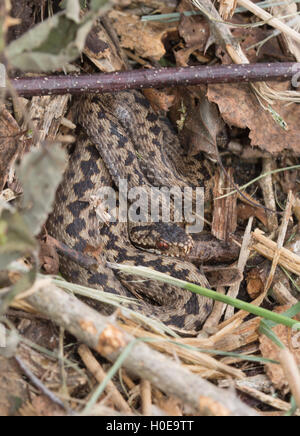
[[65, 0, 81, 23], [17, 144, 67, 236], [0, 210, 36, 270], [259, 320, 285, 349], [110, 263, 300, 330], [90, 0, 109, 12], [5, 0, 109, 73]]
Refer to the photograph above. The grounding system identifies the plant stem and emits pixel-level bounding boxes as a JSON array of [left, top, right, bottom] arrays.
[[110, 264, 300, 330], [8, 62, 300, 97]]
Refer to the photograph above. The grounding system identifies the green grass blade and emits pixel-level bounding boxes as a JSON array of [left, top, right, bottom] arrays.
[[109, 264, 300, 331]]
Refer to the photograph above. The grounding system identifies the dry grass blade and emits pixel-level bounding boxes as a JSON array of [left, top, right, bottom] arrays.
[[237, 0, 300, 43], [78, 344, 132, 414], [252, 230, 300, 277], [224, 217, 253, 320], [278, 348, 300, 409], [118, 318, 244, 380]]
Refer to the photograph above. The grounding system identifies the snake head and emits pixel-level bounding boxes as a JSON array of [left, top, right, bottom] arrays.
[[130, 222, 194, 258]]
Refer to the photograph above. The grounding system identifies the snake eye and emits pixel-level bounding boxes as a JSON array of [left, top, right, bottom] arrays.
[[156, 240, 169, 251]]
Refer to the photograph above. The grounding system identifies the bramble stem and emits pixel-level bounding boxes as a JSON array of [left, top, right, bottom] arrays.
[[8, 62, 300, 97]]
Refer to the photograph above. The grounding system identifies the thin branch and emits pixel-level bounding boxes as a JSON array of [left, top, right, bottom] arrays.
[[237, 0, 300, 44], [15, 354, 73, 414], [7, 63, 300, 97], [25, 281, 258, 416], [46, 235, 98, 270], [278, 348, 300, 410], [78, 344, 132, 414]]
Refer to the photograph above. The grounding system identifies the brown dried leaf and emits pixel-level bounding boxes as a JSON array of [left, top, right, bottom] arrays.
[[39, 236, 60, 275], [204, 265, 242, 287], [109, 10, 175, 60], [246, 268, 265, 300], [175, 45, 210, 67], [259, 305, 300, 393], [84, 17, 127, 73], [143, 89, 175, 112], [207, 83, 300, 154], [178, 14, 209, 49], [170, 88, 225, 158], [215, 16, 284, 65], [0, 106, 22, 191], [237, 203, 268, 227]]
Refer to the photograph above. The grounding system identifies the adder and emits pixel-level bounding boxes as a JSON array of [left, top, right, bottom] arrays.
[[47, 90, 214, 332]]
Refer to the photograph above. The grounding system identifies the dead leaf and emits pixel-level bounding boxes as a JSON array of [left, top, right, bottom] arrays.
[[203, 265, 242, 287], [84, 17, 128, 73], [170, 87, 226, 159], [259, 305, 300, 393], [178, 14, 209, 49], [237, 203, 268, 227], [143, 89, 175, 112], [109, 10, 175, 60], [175, 45, 210, 67], [39, 236, 60, 275], [0, 106, 22, 191], [215, 17, 285, 65], [207, 82, 300, 154], [246, 268, 265, 300]]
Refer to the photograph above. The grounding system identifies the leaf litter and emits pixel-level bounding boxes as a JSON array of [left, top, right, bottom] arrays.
[[0, 0, 300, 417]]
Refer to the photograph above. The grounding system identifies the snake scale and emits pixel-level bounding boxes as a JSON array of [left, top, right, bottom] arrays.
[[47, 90, 214, 332]]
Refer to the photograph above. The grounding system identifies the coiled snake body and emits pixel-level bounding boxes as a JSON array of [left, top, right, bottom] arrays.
[[47, 91, 213, 332]]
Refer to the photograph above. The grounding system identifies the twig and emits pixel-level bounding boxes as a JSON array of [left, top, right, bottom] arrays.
[[24, 281, 258, 416], [237, 0, 300, 44], [224, 217, 253, 320], [203, 286, 227, 330], [8, 63, 299, 97], [252, 233, 300, 276], [233, 382, 299, 414], [15, 354, 72, 414], [193, 0, 300, 106], [278, 348, 300, 410], [78, 344, 132, 414], [118, 318, 244, 379], [140, 379, 152, 416], [46, 235, 98, 270], [217, 192, 297, 330], [259, 158, 278, 232]]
